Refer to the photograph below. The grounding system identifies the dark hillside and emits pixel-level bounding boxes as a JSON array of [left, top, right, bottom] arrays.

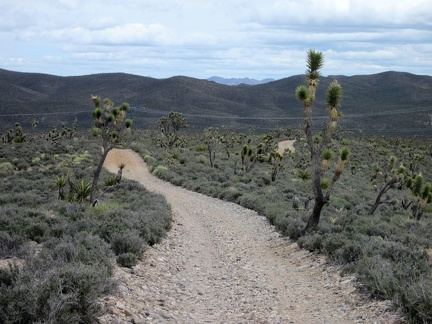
[[0, 69, 431, 134]]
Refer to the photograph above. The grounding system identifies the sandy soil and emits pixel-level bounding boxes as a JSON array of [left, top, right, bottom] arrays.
[[277, 140, 296, 155]]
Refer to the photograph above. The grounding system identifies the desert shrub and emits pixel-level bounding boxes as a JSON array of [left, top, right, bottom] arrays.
[[110, 231, 145, 256], [297, 233, 323, 252], [0, 162, 13, 176], [152, 165, 168, 177], [354, 237, 431, 320], [237, 194, 265, 214], [0, 245, 114, 323], [273, 214, 305, 240], [0, 262, 19, 287], [0, 133, 174, 322], [116, 252, 138, 268], [57, 202, 87, 221], [218, 187, 243, 202], [152, 165, 174, 181], [356, 254, 400, 300], [25, 222, 49, 243], [401, 273, 432, 323], [0, 231, 24, 258], [143, 154, 157, 165]]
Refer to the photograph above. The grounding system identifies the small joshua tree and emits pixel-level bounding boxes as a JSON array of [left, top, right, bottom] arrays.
[[268, 150, 285, 182], [407, 174, 432, 220], [204, 127, 220, 168], [368, 156, 407, 215], [116, 163, 126, 183], [89, 96, 132, 205], [295, 49, 349, 233], [157, 111, 188, 147]]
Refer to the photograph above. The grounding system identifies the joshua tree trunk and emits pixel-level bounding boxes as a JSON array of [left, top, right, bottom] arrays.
[[304, 163, 327, 232], [304, 195, 326, 233], [90, 147, 110, 205], [208, 146, 214, 168]]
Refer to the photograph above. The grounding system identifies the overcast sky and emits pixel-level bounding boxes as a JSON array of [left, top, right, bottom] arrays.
[[1, 0, 431, 80]]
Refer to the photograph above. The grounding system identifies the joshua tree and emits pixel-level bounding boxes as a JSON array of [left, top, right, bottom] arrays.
[[295, 49, 349, 233], [268, 150, 285, 182], [218, 126, 238, 158], [204, 127, 219, 168], [2, 123, 26, 143], [240, 142, 265, 173], [368, 156, 406, 215], [406, 174, 432, 220], [157, 111, 188, 147], [89, 96, 132, 205]]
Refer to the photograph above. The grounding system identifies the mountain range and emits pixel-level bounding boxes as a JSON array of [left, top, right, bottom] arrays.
[[0, 68, 431, 135]]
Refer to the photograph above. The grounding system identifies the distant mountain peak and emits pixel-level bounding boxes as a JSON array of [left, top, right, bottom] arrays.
[[207, 76, 275, 86]]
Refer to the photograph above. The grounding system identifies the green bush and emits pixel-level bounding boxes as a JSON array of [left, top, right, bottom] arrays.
[[152, 165, 168, 176], [117, 252, 138, 268], [297, 233, 323, 252], [0, 162, 13, 176], [218, 187, 243, 202], [110, 231, 145, 257], [273, 214, 305, 240]]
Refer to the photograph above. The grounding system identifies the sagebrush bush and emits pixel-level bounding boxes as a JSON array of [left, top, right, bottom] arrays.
[[297, 233, 323, 252], [0, 231, 24, 258], [117, 252, 138, 268], [110, 231, 145, 256], [152, 165, 168, 176], [0, 243, 115, 323]]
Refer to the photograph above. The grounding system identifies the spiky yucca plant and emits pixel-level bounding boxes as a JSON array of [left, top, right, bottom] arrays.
[[55, 175, 69, 200], [74, 179, 92, 203]]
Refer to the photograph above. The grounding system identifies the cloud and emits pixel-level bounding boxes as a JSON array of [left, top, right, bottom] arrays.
[[71, 23, 173, 46], [0, 0, 431, 78], [248, 0, 432, 28]]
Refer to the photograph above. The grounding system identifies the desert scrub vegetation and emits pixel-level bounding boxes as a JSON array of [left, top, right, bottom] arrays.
[[0, 130, 171, 323], [133, 127, 432, 322]]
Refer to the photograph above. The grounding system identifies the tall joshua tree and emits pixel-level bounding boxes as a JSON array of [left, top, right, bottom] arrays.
[[295, 49, 349, 233], [90, 96, 132, 205]]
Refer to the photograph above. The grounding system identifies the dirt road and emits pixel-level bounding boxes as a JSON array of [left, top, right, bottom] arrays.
[[99, 148, 398, 323]]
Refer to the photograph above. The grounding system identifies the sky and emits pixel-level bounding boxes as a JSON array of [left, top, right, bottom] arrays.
[[1, 0, 431, 80]]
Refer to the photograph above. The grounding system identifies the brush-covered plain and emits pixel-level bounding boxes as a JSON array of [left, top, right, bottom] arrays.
[[0, 132, 172, 323]]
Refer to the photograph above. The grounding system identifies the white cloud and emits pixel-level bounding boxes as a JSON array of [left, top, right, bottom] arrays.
[[248, 0, 432, 28], [0, 0, 431, 78]]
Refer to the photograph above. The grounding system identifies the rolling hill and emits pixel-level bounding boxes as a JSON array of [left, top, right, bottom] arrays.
[[0, 68, 431, 135]]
